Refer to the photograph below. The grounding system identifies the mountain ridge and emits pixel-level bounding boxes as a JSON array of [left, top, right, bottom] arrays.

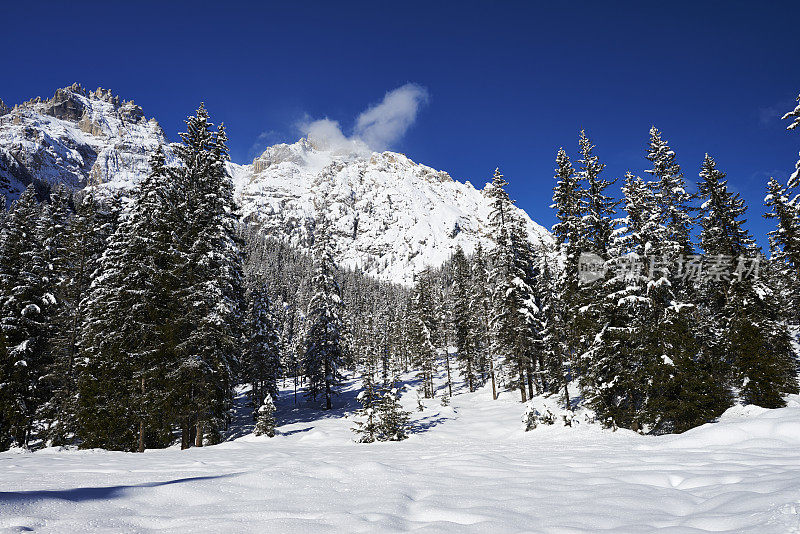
[[0, 84, 551, 285]]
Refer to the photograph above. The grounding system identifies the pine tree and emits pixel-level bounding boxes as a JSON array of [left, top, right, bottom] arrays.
[[698, 154, 797, 408], [0, 185, 52, 449], [243, 280, 281, 415], [171, 107, 244, 447], [782, 93, 800, 187], [78, 147, 179, 451], [408, 269, 437, 398], [254, 395, 276, 437], [450, 246, 476, 391], [646, 127, 693, 258], [487, 168, 537, 402], [468, 243, 494, 396], [548, 148, 585, 405], [377, 382, 411, 441], [46, 192, 115, 445], [303, 210, 345, 410], [352, 370, 380, 443]]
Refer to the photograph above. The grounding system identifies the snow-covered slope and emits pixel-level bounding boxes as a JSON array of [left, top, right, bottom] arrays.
[[3, 377, 800, 533], [0, 83, 167, 197], [234, 139, 551, 284], [0, 84, 551, 284]]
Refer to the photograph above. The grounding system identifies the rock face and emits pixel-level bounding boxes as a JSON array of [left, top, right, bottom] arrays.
[[232, 139, 552, 284], [0, 84, 552, 285], [0, 83, 168, 197]]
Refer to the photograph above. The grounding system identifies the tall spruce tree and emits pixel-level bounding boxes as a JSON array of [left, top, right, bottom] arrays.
[[487, 168, 537, 402], [408, 269, 437, 398], [450, 246, 476, 391], [0, 185, 52, 449], [172, 107, 244, 447], [698, 155, 797, 408], [303, 212, 345, 410], [243, 280, 281, 416]]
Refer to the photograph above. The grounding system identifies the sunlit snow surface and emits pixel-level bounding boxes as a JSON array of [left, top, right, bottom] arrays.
[[3, 379, 800, 533]]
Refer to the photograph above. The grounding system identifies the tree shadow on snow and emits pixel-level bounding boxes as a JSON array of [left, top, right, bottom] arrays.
[[275, 381, 362, 426], [0, 473, 242, 504]]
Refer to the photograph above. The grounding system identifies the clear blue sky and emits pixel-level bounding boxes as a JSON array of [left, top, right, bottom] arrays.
[[1, 0, 798, 247]]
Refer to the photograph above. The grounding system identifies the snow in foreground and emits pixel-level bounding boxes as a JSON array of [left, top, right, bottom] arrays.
[[2, 379, 800, 533]]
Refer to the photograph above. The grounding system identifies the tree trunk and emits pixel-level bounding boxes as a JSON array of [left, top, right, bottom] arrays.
[[444, 351, 453, 398], [195, 419, 204, 447], [324, 359, 332, 410], [138, 377, 146, 453], [489, 355, 497, 400], [138, 420, 145, 453], [518, 361, 528, 403], [564, 380, 571, 411], [527, 367, 534, 399], [181, 419, 190, 450]]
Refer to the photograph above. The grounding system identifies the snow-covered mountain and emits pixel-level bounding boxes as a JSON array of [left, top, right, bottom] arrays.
[[0, 83, 168, 196], [0, 84, 551, 285], [232, 139, 551, 284]]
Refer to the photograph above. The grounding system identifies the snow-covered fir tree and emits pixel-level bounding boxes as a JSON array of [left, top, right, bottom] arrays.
[[171, 107, 244, 448], [242, 280, 281, 416], [254, 395, 276, 437], [303, 210, 345, 410], [408, 269, 437, 398], [377, 382, 411, 441], [0, 185, 52, 450]]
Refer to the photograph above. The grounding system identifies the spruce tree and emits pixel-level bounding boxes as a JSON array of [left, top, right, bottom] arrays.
[[450, 246, 476, 391], [698, 154, 797, 408], [0, 185, 52, 449], [377, 382, 411, 441], [172, 107, 244, 447], [487, 168, 537, 402], [352, 370, 380, 443], [78, 147, 179, 451], [408, 269, 437, 398], [254, 395, 276, 437], [303, 211, 345, 410], [243, 280, 281, 416]]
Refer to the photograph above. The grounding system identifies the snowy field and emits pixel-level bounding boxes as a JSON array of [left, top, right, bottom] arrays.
[[3, 378, 800, 533]]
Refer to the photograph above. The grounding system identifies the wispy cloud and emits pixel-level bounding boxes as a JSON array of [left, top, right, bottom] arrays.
[[758, 98, 796, 128], [248, 130, 282, 159], [298, 83, 430, 154]]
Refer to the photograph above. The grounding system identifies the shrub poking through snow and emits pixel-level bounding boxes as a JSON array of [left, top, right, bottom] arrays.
[[255, 396, 276, 437], [523, 398, 579, 431]]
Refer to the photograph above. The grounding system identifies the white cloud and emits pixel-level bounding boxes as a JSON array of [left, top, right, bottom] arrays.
[[354, 84, 429, 151], [298, 83, 429, 155]]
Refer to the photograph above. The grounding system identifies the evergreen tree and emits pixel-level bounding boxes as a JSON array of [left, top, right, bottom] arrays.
[[645, 127, 693, 258], [487, 168, 537, 402], [78, 147, 179, 451], [450, 246, 476, 391], [377, 382, 411, 441], [303, 211, 345, 410], [408, 269, 437, 398], [468, 243, 494, 397], [352, 370, 380, 443], [172, 107, 244, 447], [698, 154, 797, 408], [254, 395, 276, 437], [243, 280, 281, 415], [46, 192, 115, 445], [0, 185, 52, 449]]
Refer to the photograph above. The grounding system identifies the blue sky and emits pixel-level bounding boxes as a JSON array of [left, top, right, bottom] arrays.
[[1, 0, 799, 246]]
